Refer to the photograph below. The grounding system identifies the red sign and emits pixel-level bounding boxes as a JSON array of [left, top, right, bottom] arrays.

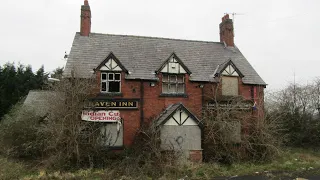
[[81, 110, 121, 122]]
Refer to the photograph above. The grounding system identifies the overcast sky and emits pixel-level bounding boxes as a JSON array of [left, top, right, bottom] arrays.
[[0, 0, 319, 90]]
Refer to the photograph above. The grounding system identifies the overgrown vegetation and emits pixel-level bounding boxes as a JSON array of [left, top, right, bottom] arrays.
[[203, 97, 282, 164], [1, 148, 320, 179], [0, 63, 48, 120], [0, 62, 320, 178], [266, 78, 320, 147]]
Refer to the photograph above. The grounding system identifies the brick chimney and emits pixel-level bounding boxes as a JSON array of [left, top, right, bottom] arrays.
[[80, 0, 91, 36], [219, 14, 234, 47]]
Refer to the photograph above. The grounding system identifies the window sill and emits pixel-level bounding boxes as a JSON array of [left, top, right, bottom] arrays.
[[159, 93, 188, 98], [97, 92, 123, 97]]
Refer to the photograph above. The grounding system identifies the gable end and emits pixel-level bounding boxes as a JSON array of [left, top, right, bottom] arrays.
[[220, 59, 244, 77], [157, 53, 192, 74], [95, 52, 128, 72]]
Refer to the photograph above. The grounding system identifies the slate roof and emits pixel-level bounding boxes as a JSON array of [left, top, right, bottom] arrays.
[[64, 33, 266, 85], [155, 103, 203, 128], [24, 90, 63, 117]]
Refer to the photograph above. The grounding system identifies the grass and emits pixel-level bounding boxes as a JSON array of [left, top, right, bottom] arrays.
[[0, 156, 34, 180], [1, 148, 320, 179]]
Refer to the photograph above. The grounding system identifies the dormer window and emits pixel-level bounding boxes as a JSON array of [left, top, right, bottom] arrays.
[[158, 53, 191, 96], [158, 53, 191, 95], [222, 76, 238, 96], [162, 74, 185, 93], [219, 60, 243, 96], [101, 72, 121, 93], [96, 52, 127, 94]]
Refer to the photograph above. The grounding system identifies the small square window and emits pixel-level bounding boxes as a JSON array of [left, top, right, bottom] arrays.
[[170, 75, 176, 82], [115, 74, 121, 81], [177, 84, 184, 93], [108, 74, 114, 81], [177, 76, 184, 83], [168, 84, 176, 93], [162, 83, 169, 93], [102, 73, 107, 80], [162, 75, 169, 82]]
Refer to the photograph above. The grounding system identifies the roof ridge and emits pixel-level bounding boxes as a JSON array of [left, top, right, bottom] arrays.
[[85, 32, 224, 44]]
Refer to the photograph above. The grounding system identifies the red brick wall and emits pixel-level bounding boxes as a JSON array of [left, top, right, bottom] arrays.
[[189, 150, 203, 163], [143, 73, 203, 124], [92, 72, 264, 146]]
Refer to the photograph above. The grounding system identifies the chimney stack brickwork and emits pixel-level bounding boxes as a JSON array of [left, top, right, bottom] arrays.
[[80, 0, 91, 36], [219, 14, 234, 47]]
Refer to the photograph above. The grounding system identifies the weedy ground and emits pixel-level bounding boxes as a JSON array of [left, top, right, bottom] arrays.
[[1, 148, 320, 180]]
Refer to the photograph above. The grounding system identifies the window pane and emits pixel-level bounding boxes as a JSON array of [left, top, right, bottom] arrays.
[[115, 74, 121, 81], [101, 82, 107, 92], [108, 73, 114, 81], [168, 84, 177, 93], [177, 75, 184, 83], [162, 75, 168, 82], [101, 73, 107, 80], [169, 75, 176, 82], [109, 81, 120, 92], [162, 83, 169, 93], [177, 84, 184, 93]]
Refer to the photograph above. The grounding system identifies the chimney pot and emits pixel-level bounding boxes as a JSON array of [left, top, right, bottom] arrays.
[[219, 14, 234, 47], [80, 0, 91, 36]]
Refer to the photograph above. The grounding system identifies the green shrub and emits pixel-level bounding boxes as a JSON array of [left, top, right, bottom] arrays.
[[0, 103, 46, 159]]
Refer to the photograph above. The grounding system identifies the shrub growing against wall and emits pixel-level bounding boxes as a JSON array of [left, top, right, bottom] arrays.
[[202, 97, 282, 164]]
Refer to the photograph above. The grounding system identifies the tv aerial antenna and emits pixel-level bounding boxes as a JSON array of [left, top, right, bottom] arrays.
[[224, 12, 245, 37]]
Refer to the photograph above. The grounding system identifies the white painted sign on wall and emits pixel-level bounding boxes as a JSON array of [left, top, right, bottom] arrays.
[[81, 110, 121, 122]]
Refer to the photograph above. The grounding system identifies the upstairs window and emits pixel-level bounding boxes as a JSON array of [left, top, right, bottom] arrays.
[[162, 74, 185, 94], [219, 61, 243, 96], [101, 72, 121, 93], [221, 76, 238, 96]]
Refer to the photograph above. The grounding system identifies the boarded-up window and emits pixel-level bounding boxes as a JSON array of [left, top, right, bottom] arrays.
[[100, 123, 123, 147], [222, 76, 238, 96]]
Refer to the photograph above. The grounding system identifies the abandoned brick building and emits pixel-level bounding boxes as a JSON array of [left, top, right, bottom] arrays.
[[63, 0, 266, 162]]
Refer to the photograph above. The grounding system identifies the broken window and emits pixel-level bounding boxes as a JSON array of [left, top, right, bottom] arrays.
[[101, 72, 121, 93]]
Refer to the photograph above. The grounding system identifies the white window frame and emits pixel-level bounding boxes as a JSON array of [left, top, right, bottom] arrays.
[[162, 74, 185, 94], [101, 72, 121, 93]]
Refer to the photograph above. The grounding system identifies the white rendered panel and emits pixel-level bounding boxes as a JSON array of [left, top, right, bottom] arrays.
[[229, 65, 235, 74], [161, 64, 169, 73], [160, 61, 187, 74], [181, 111, 198, 125], [100, 66, 109, 71], [172, 111, 181, 124], [222, 70, 229, 75], [111, 59, 122, 70], [181, 111, 188, 121], [183, 117, 198, 125], [164, 117, 179, 125], [105, 59, 112, 69], [113, 66, 122, 71], [232, 71, 239, 76], [179, 65, 186, 73], [169, 63, 179, 73]]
